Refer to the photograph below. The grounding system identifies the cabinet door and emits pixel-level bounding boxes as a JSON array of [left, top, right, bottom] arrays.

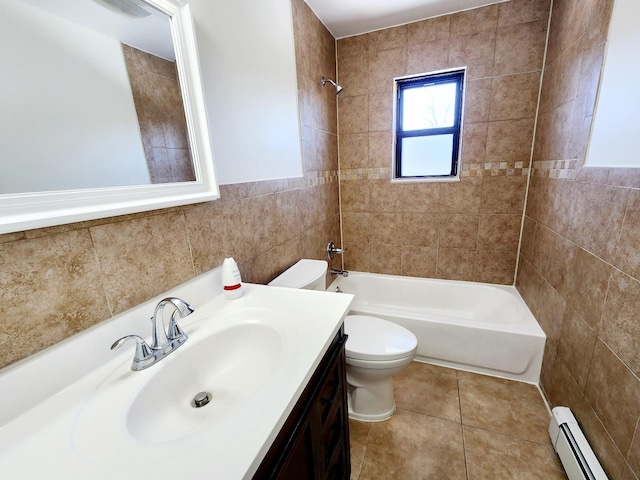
[[275, 419, 316, 480], [316, 341, 350, 480], [254, 329, 349, 480]]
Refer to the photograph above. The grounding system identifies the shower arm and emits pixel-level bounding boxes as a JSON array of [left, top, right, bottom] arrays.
[[321, 76, 343, 94]]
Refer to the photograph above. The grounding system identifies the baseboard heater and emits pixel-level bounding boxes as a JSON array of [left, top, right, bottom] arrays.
[[549, 407, 609, 480]]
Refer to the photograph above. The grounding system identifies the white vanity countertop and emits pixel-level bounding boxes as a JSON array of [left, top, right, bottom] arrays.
[[0, 269, 353, 479]]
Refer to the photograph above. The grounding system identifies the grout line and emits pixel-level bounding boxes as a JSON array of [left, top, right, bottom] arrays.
[[394, 406, 462, 427], [86, 226, 115, 318], [180, 209, 198, 279], [513, 0, 555, 287], [536, 381, 554, 416], [597, 336, 640, 384], [352, 421, 373, 480], [463, 424, 554, 447], [456, 371, 470, 480], [626, 415, 640, 464], [334, 37, 346, 271], [456, 370, 464, 426]]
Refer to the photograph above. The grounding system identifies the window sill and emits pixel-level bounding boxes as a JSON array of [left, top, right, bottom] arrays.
[[390, 175, 461, 184]]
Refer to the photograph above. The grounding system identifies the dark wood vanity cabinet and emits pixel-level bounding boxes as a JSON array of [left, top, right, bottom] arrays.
[[254, 327, 350, 480]]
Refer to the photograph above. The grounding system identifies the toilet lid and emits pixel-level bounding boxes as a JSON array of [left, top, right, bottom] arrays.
[[344, 315, 417, 361]]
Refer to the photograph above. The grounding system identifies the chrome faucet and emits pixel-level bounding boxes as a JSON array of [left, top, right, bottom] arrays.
[[111, 297, 194, 371], [330, 268, 349, 277], [150, 297, 193, 349], [327, 241, 347, 261]]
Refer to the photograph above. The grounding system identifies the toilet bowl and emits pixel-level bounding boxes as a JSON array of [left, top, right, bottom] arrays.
[[344, 314, 417, 422], [269, 259, 418, 422]]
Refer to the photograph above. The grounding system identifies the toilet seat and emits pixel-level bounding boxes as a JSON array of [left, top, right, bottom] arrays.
[[344, 315, 417, 362]]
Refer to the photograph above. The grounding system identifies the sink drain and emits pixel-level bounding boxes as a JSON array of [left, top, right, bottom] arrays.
[[191, 391, 211, 408]]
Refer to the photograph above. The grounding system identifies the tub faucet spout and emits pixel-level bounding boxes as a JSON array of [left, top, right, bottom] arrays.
[[330, 268, 349, 277]]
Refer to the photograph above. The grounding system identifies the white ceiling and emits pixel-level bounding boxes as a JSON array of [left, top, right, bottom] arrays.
[[19, 0, 174, 60], [306, 0, 509, 39]]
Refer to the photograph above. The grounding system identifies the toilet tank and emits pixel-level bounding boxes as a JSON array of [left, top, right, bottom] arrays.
[[268, 259, 328, 291]]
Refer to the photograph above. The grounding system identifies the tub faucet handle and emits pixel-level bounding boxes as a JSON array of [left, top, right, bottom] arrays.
[[327, 241, 347, 261]]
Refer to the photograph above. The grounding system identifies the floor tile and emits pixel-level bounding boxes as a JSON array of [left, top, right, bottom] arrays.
[[358, 409, 467, 480], [351, 367, 560, 479], [349, 419, 371, 480], [458, 371, 550, 444], [463, 426, 566, 479], [394, 362, 461, 422]]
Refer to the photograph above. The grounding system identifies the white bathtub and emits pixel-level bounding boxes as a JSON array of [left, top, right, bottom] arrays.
[[328, 272, 546, 384]]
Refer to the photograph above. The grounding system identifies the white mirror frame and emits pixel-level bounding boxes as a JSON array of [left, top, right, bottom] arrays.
[[0, 0, 218, 235]]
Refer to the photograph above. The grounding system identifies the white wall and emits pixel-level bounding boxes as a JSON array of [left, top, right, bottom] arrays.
[[190, 0, 304, 185], [0, 0, 150, 195], [586, 0, 640, 168]]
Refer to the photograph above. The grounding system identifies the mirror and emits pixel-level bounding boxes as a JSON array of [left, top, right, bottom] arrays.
[[586, 0, 640, 168], [0, 0, 218, 234]]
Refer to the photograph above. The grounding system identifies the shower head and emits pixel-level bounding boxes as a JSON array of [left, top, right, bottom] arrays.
[[321, 77, 343, 95]]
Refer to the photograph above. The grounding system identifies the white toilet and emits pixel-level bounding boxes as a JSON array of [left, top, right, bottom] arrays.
[[269, 259, 418, 422]]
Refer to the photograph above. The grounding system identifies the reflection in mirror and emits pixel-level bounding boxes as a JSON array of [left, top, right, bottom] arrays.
[[1, 0, 195, 194], [123, 44, 195, 184], [0, 0, 218, 234]]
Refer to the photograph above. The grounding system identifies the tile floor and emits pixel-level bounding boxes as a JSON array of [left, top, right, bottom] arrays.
[[349, 362, 567, 480]]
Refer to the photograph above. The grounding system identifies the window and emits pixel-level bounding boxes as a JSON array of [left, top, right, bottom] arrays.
[[393, 69, 465, 180]]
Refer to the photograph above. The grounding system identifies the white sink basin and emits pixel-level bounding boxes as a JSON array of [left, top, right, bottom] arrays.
[[72, 308, 297, 468], [127, 321, 282, 443]]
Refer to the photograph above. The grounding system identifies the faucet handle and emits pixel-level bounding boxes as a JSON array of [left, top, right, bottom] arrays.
[[167, 312, 188, 342], [111, 335, 154, 370], [327, 241, 347, 261]]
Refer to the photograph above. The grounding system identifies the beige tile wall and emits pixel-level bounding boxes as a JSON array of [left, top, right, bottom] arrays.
[[336, 0, 550, 284], [516, 1, 640, 479], [0, 0, 340, 371]]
